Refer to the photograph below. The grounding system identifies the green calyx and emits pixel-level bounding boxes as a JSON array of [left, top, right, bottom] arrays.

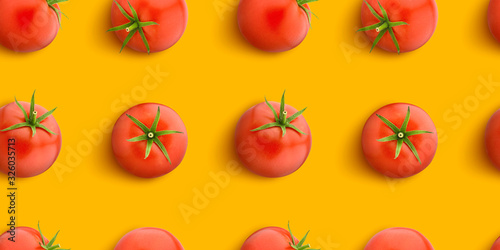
[[357, 0, 408, 54], [296, 0, 318, 26], [46, 0, 68, 27], [376, 106, 432, 164], [126, 106, 183, 163], [251, 91, 307, 137], [37, 222, 70, 250], [0, 91, 57, 137], [107, 0, 159, 54], [287, 222, 319, 250]]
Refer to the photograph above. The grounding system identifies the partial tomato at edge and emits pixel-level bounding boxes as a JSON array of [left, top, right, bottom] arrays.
[[485, 109, 500, 170], [489, 0, 500, 43], [365, 227, 434, 250], [362, 103, 437, 178], [112, 103, 187, 178], [0, 223, 68, 250], [491, 236, 500, 250], [115, 227, 184, 250], [241, 223, 317, 250]]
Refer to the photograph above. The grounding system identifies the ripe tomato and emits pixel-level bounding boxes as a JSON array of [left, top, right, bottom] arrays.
[[235, 92, 311, 178], [241, 223, 316, 250], [237, 0, 317, 52], [359, 0, 438, 53], [109, 0, 188, 53], [492, 237, 500, 250], [112, 103, 187, 178], [0, 223, 68, 250], [485, 109, 500, 170], [362, 103, 437, 178], [489, 0, 500, 42], [115, 227, 184, 250], [0, 92, 61, 178], [0, 0, 66, 52], [365, 227, 434, 250]]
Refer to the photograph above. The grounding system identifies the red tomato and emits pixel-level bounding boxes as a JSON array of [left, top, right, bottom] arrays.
[[112, 103, 187, 178], [0, 92, 61, 178], [492, 237, 500, 250], [485, 109, 500, 170], [235, 92, 311, 177], [359, 0, 438, 53], [0, 0, 66, 52], [0, 224, 68, 250], [365, 227, 434, 250], [115, 227, 184, 250], [237, 0, 316, 52], [489, 0, 500, 42], [109, 0, 188, 53], [241, 224, 316, 250], [362, 103, 437, 178]]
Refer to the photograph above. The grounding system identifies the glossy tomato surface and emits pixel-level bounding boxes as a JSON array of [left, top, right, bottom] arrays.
[[238, 0, 311, 52], [362, 103, 437, 178], [365, 227, 434, 250], [112, 103, 187, 178], [0, 102, 62, 178], [0, 227, 48, 250], [485, 109, 500, 170], [235, 101, 311, 178], [0, 0, 61, 52], [360, 0, 438, 53], [110, 0, 188, 53], [492, 237, 500, 250], [241, 227, 298, 250], [115, 227, 184, 250], [489, 0, 500, 42]]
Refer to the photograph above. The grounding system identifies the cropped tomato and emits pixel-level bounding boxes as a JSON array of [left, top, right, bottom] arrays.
[[485, 109, 500, 170], [489, 0, 500, 42], [359, 0, 438, 53], [0, 92, 61, 178], [112, 103, 187, 178], [241, 223, 316, 250], [362, 103, 437, 178], [492, 237, 500, 250], [235, 91, 312, 177], [115, 227, 184, 250], [365, 227, 434, 250], [237, 0, 317, 52], [109, 0, 188, 53], [0, 0, 67, 52], [0, 223, 68, 250]]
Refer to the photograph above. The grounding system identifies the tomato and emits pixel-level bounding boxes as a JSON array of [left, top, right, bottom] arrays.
[[362, 103, 437, 178], [0, 92, 61, 178], [112, 103, 187, 178], [492, 237, 500, 250], [485, 109, 500, 170], [359, 0, 438, 53], [237, 0, 317, 52], [115, 227, 184, 250], [0, 0, 66, 52], [241, 223, 316, 250], [109, 0, 188, 53], [235, 92, 311, 178], [365, 227, 433, 250], [489, 0, 500, 42], [0, 223, 68, 250]]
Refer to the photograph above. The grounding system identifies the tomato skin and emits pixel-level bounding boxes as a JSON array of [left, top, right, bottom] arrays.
[[115, 227, 184, 250], [241, 227, 298, 250], [489, 0, 500, 42], [485, 109, 500, 170], [112, 103, 187, 178], [365, 227, 434, 250], [0, 0, 60, 52], [235, 101, 311, 178], [111, 0, 188, 53], [237, 0, 310, 52], [0, 227, 49, 250], [0, 102, 62, 178], [360, 0, 438, 53], [492, 237, 500, 250], [362, 103, 437, 178]]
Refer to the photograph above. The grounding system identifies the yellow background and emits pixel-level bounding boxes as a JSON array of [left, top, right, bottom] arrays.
[[1, 0, 500, 249]]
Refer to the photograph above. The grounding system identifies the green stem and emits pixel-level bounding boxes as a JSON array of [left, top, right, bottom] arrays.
[[279, 111, 287, 125], [376, 22, 388, 32], [126, 22, 138, 32], [29, 111, 37, 125]]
